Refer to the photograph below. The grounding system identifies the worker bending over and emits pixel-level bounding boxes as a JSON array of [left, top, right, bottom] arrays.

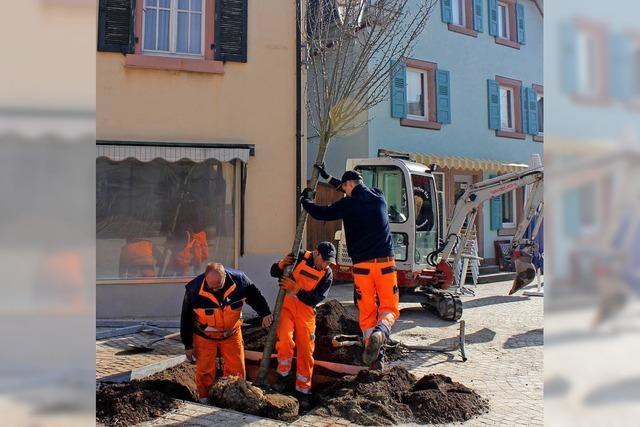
[[180, 262, 273, 403], [270, 242, 335, 408], [300, 166, 399, 369]]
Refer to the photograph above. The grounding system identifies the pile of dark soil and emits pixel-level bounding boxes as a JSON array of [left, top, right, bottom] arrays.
[[96, 382, 178, 427], [243, 299, 405, 365], [312, 366, 489, 425], [209, 376, 299, 422], [136, 362, 198, 402]]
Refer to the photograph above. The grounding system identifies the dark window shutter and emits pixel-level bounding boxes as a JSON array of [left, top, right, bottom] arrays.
[[487, 79, 501, 130], [520, 86, 529, 135], [435, 69, 451, 124], [215, 0, 248, 63], [527, 87, 539, 135], [390, 59, 407, 119], [97, 0, 136, 54], [488, 0, 498, 36], [516, 2, 526, 44], [473, 0, 484, 32], [441, 0, 453, 24]]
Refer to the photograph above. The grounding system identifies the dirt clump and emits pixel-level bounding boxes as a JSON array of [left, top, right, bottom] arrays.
[[243, 299, 405, 365], [208, 376, 299, 422], [312, 366, 488, 425], [136, 362, 198, 402], [96, 382, 178, 427]]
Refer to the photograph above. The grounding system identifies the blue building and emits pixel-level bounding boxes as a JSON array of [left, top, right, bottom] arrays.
[[308, 0, 544, 265]]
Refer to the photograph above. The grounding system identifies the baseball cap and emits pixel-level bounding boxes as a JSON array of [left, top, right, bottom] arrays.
[[341, 170, 363, 184], [317, 241, 337, 264]]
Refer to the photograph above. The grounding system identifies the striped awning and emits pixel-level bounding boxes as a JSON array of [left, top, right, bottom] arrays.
[[410, 153, 528, 173], [97, 141, 254, 163]]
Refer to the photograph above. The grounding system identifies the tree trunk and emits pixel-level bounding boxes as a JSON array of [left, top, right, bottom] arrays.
[[254, 138, 330, 386]]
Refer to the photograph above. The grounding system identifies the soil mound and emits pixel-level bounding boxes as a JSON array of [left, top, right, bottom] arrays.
[[209, 376, 299, 422], [96, 382, 178, 427], [313, 366, 489, 425], [243, 299, 405, 365], [136, 362, 198, 402]]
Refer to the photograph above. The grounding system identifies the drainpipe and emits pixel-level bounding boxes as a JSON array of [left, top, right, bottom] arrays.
[[295, 0, 302, 222]]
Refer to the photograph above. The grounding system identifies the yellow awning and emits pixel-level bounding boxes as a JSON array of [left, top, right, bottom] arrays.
[[410, 153, 528, 173]]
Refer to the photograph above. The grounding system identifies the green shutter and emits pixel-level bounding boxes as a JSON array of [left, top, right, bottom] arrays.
[[521, 86, 529, 135], [488, 0, 498, 36], [214, 0, 248, 62], [489, 174, 502, 230], [561, 22, 578, 94], [527, 87, 539, 135], [473, 0, 484, 32], [611, 32, 633, 101], [441, 0, 453, 24], [390, 59, 407, 119], [487, 79, 501, 130], [436, 69, 451, 124], [516, 2, 525, 44]]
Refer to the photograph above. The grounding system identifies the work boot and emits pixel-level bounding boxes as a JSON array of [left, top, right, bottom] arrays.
[[295, 391, 312, 411], [272, 373, 290, 393], [369, 353, 385, 371], [363, 331, 384, 366]]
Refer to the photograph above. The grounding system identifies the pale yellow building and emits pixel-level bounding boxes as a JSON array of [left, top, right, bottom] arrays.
[[96, 0, 304, 317]]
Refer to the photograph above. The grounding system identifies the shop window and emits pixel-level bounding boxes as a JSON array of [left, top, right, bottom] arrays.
[[96, 157, 237, 281]]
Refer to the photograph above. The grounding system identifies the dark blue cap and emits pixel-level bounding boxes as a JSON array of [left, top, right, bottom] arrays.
[[317, 241, 337, 263]]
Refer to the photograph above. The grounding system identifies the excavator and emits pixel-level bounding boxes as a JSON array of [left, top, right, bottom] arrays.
[[332, 153, 544, 321]]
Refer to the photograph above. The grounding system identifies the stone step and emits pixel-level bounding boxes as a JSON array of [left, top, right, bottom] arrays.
[[479, 265, 501, 275]]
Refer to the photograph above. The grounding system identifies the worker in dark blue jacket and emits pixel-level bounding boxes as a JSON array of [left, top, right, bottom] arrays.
[[300, 167, 399, 369]]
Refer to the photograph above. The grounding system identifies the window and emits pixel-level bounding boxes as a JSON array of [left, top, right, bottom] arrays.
[[501, 190, 516, 228], [96, 157, 238, 281], [566, 21, 608, 103], [432, 172, 446, 237], [497, 2, 509, 39], [411, 174, 439, 265], [355, 165, 408, 223], [407, 68, 427, 119], [451, 0, 465, 26], [576, 30, 599, 97], [143, 0, 205, 57], [533, 84, 544, 141], [500, 86, 515, 131]]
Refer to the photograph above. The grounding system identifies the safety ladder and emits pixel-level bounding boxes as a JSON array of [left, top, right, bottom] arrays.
[[452, 221, 482, 296]]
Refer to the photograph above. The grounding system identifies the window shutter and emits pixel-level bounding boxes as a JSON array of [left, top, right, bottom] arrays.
[[563, 189, 581, 238], [527, 87, 539, 135], [610, 32, 633, 101], [473, 0, 483, 32], [441, 0, 453, 24], [97, 0, 135, 53], [516, 2, 525, 44], [436, 69, 452, 124], [487, 79, 501, 130], [520, 86, 529, 135], [561, 22, 578, 94], [214, 0, 248, 62], [390, 59, 407, 119], [489, 175, 502, 230], [488, 0, 498, 36]]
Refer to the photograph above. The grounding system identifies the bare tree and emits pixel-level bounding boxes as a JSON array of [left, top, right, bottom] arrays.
[[255, 0, 436, 385]]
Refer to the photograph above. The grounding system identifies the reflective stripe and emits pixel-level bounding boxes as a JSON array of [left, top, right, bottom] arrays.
[[278, 358, 293, 366], [296, 373, 309, 383], [362, 327, 375, 339], [295, 384, 311, 393], [299, 269, 321, 281], [352, 267, 370, 275], [381, 265, 397, 275]]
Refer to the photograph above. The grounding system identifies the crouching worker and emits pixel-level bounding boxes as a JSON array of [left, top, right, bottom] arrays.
[[180, 262, 273, 403], [271, 242, 335, 409]]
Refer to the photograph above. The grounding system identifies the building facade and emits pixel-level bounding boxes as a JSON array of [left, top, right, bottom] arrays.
[[309, 0, 544, 265], [97, 0, 302, 317]]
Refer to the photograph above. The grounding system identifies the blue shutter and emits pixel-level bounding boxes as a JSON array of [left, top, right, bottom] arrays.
[[527, 87, 539, 135], [436, 69, 452, 124], [390, 59, 407, 119], [487, 79, 501, 130], [441, 0, 453, 24], [561, 22, 578, 94], [610, 32, 633, 101], [516, 2, 525, 44], [521, 86, 529, 135], [563, 189, 581, 238], [489, 174, 502, 230], [488, 0, 498, 36], [473, 0, 483, 32]]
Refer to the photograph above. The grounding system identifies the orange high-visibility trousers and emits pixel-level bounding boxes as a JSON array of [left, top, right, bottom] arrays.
[[193, 329, 245, 399], [352, 259, 399, 341], [275, 296, 316, 394]]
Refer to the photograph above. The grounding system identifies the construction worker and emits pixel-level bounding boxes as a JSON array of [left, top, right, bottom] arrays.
[[270, 242, 335, 408], [180, 262, 273, 403], [300, 166, 399, 369]]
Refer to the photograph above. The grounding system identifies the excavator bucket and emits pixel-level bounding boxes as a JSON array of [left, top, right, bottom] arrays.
[[509, 252, 536, 295]]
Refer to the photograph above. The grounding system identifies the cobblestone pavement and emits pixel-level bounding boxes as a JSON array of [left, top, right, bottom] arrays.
[[97, 279, 543, 426]]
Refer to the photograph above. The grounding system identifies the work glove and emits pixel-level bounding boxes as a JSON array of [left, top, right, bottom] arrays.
[[279, 276, 300, 294], [314, 163, 331, 180], [277, 254, 295, 270], [299, 187, 314, 203]]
